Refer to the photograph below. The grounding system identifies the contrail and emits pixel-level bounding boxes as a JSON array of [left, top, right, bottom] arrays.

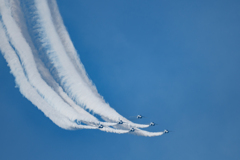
[[0, 0, 166, 136], [0, 1, 98, 125], [9, 0, 101, 125]]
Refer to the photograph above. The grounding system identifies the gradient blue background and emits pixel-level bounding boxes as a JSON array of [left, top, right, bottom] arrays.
[[1, 0, 240, 159]]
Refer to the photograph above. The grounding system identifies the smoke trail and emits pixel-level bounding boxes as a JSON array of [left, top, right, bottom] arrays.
[[0, 1, 97, 125], [0, 20, 81, 130], [0, 1, 131, 134], [32, 0, 149, 129], [0, 0, 166, 136], [46, 0, 152, 129], [133, 129, 164, 137], [47, 0, 98, 95], [9, 0, 101, 125]]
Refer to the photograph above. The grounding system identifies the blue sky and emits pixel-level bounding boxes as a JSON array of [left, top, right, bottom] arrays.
[[1, 0, 240, 159]]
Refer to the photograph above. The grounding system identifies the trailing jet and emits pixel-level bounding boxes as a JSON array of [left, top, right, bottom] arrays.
[[118, 119, 124, 124], [130, 128, 135, 132], [98, 123, 104, 128]]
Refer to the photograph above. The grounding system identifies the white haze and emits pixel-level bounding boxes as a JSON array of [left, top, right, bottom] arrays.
[[0, 0, 164, 137]]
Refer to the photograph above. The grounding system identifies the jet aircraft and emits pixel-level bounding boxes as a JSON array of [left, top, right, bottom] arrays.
[[129, 114, 146, 120], [137, 115, 144, 119], [130, 128, 135, 132], [98, 123, 104, 128], [163, 129, 169, 133], [149, 122, 157, 126], [118, 119, 124, 124]]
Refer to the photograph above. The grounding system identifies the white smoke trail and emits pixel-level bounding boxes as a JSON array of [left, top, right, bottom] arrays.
[[133, 129, 165, 137], [1, 0, 139, 134], [8, 0, 100, 125], [47, 0, 98, 95], [0, 1, 97, 125], [0, 20, 84, 130], [0, 1, 131, 134], [0, 22, 116, 133], [33, 0, 149, 129], [0, 0, 166, 136]]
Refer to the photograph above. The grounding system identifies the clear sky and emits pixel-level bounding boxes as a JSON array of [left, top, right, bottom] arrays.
[[1, 0, 240, 159]]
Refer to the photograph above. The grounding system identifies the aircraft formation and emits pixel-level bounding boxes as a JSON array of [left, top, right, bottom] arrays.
[[76, 114, 170, 135]]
